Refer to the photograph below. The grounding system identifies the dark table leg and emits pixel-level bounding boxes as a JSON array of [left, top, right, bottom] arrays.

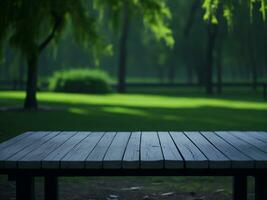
[[45, 175, 58, 200], [233, 176, 247, 200], [16, 175, 35, 200], [255, 176, 267, 200]]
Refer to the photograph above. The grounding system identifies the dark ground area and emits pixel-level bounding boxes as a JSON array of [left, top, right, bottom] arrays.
[[0, 176, 255, 200]]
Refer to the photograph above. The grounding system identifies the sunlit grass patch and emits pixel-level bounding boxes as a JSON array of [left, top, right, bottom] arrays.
[[0, 91, 266, 110]]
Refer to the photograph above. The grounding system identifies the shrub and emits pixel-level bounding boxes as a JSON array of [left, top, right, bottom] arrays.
[[49, 69, 112, 94]]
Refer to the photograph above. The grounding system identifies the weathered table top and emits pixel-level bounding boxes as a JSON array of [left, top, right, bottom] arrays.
[[0, 131, 267, 170]]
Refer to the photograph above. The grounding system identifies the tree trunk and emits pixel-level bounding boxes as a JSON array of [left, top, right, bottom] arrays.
[[23, 13, 61, 109], [252, 63, 258, 90], [24, 53, 38, 110], [216, 38, 222, 94], [19, 59, 25, 90], [197, 60, 205, 86], [117, 1, 130, 93], [205, 23, 218, 95], [186, 64, 193, 84], [168, 66, 175, 83], [157, 67, 165, 83]]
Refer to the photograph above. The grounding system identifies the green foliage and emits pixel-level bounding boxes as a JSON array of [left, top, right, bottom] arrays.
[[0, 0, 100, 59], [49, 69, 112, 94], [94, 0, 174, 47], [202, 0, 267, 26]]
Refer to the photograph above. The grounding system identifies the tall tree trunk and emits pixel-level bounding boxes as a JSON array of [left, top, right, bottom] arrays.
[[216, 38, 222, 94], [186, 64, 193, 84], [168, 66, 175, 83], [247, 25, 257, 90], [157, 67, 165, 83], [117, 1, 130, 93], [205, 23, 218, 95], [23, 13, 62, 110], [197, 60, 205, 86], [252, 64, 258, 90], [24, 53, 38, 109], [19, 59, 25, 90], [184, 0, 201, 37]]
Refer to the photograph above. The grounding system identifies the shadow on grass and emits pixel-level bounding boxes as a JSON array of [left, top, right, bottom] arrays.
[[0, 96, 266, 141]]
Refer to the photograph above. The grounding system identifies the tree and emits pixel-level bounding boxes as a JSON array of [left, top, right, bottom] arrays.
[[202, 0, 267, 94], [0, 0, 99, 109], [118, 0, 130, 93], [203, 0, 267, 27], [95, 0, 174, 93], [205, 22, 218, 94]]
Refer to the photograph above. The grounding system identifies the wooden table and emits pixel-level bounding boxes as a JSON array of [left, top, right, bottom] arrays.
[[0, 131, 267, 200]]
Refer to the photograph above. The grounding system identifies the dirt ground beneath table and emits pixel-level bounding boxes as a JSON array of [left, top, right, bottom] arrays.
[[0, 177, 253, 200]]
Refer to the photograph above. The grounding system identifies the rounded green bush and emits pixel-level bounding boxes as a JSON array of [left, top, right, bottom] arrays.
[[49, 69, 112, 94]]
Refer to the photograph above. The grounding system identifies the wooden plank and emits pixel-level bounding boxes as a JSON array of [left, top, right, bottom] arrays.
[[103, 132, 131, 169], [61, 132, 104, 169], [0, 132, 34, 150], [42, 132, 91, 168], [158, 132, 184, 169], [170, 132, 208, 168], [230, 131, 267, 154], [244, 131, 267, 143], [0, 132, 51, 168], [216, 131, 267, 168], [5, 132, 60, 168], [85, 132, 117, 169], [201, 132, 254, 168], [18, 132, 76, 168], [122, 132, 141, 169], [140, 132, 163, 169], [184, 132, 230, 168]]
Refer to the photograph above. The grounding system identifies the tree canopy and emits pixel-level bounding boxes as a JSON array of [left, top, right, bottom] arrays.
[[0, 0, 99, 58], [203, 0, 267, 26], [94, 0, 174, 47]]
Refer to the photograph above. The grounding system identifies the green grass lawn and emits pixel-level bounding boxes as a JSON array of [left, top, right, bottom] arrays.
[[0, 89, 266, 141], [0, 89, 266, 197]]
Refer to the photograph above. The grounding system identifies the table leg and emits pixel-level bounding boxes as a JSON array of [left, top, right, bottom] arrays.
[[233, 176, 247, 200], [45, 175, 58, 200], [16, 175, 35, 200], [255, 176, 267, 200]]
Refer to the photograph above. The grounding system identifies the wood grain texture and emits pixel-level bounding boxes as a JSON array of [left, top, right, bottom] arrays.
[[103, 132, 131, 169], [184, 132, 230, 168], [0, 132, 53, 168], [201, 132, 254, 168], [5, 132, 60, 168], [18, 132, 75, 168], [140, 132, 163, 169], [85, 132, 116, 169], [42, 132, 90, 168], [230, 131, 267, 154], [170, 132, 208, 168], [122, 132, 141, 169], [246, 131, 267, 142], [158, 132, 184, 169], [1, 131, 267, 170], [0, 132, 34, 150], [61, 132, 104, 169], [216, 131, 267, 168]]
